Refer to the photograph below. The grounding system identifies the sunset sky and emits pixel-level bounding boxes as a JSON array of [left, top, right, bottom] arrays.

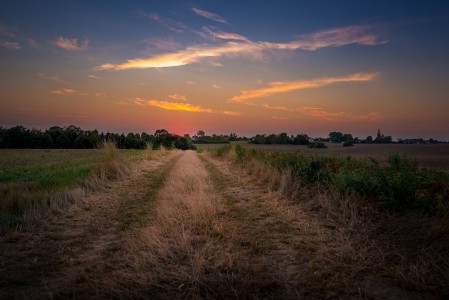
[[1, 1, 448, 139]]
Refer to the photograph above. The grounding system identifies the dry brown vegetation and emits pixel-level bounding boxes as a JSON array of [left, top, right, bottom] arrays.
[[80, 151, 281, 298], [0, 149, 179, 298], [1, 147, 448, 299], [205, 149, 449, 298], [197, 142, 449, 170], [0, 142, 133, 232]]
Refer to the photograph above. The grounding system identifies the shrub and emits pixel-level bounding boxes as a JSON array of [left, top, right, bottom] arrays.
[[222, 147, 449, 214], [308, 141, 328, 149], [342, 141, 354, 147]]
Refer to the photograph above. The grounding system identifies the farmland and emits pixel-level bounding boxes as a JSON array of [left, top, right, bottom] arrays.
[[197, 142, 449, 170], [0, 147, 147, 231], [1, 145, 448, 298]]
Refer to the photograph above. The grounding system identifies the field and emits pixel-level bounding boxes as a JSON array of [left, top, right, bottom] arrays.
[[1, 145, 448, 298], [197, 142, 449, 170], [0, 148, 145, 188], [0, 147, 147, 231]]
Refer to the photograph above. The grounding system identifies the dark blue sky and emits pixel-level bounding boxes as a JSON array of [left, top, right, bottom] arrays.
[[1, 1, 448, 138]]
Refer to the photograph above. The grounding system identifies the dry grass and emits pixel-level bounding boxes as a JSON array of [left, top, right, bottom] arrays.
[[90, 141, 131, 182], [0, 142, 133, 232], [85, 151, 275, 298], [207, 151, 449, 298], [0, 151, 182, 300], [143, 142, 169, 160]]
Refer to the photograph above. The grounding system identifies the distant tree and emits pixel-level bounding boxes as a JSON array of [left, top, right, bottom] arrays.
[[251, 134, 266, 144], [152, 129, 174, 149], [229, 133, 238, 141], [174, 137, 191, 150], [342, 134, 353, 143], [292, 134, 309, 145], [74, 135, 94, 149], [197, 130, 205, 138], [277, 132, 290, 144], [266, 134, 277, 144], [365, 136, 373, 144], [329, 131, 344, 143], [374, 129, 392, 144]]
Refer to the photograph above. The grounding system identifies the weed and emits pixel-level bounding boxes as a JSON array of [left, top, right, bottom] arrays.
[[212, 147, 449, 214]]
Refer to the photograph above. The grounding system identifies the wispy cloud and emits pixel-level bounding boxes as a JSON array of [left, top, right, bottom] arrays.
[[98, 25, 383, 71], [50, 37, 89, 51], [272, 116, 288, 120], [223, 111, 240, 117], [143, 37, 179, 51], [211, 84, 222, 89], [143, 12, 186, 33], [88, 74, 102, 79], [192, 8, 226, 23], [262, 103, 383, 121], [230, 72, 379, 102], [39, 73, 69, 84], [168, 94, 187, 101], [97, 41, 265, 70], [135, 97, 239, 116], [210, 61, 224, 67], [50, 88, 81, 95], [147, 100, 215, 113], [0, 41, 21, 50], [298, 25, 381, 50], [203, 27, 248, 41]]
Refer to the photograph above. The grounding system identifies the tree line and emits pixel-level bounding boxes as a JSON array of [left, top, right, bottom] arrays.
[[192, 130, 248, 144], [249, 129, 444, 145], [0, 125, 444, 149], [0, 126, 196, 150]]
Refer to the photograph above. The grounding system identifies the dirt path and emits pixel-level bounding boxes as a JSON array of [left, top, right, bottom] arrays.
[[2, 150, 420, 298], [200, 153, 357, 298], [68, 150, 361, 298], [0, 151, 181, 299]]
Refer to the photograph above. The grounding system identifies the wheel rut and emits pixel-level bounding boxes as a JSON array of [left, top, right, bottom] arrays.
[[0, 151, 181, 299]]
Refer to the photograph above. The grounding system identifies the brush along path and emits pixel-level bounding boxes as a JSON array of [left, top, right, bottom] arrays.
[[83, 150, 353, 298], [84, 150, 289, 298], [200, 154, 344, 298], [0, 151, 181, 299], [200, 153, 417, 298]]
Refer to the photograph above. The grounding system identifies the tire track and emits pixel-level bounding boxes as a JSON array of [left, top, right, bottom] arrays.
[[0, 151, 181, 299]]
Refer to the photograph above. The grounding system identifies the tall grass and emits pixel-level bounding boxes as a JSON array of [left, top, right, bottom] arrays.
[[91, 141, 130, 182], [208, 144, 449, 297], [0, 142, 132, 232], [228, 145, 449, 214], [143, 142, 168, 160]]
